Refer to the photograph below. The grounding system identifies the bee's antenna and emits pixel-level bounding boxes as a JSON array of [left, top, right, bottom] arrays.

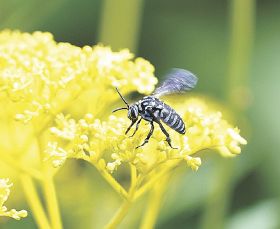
[[115, 87, 129, 107], [112, 107, 128, 113]]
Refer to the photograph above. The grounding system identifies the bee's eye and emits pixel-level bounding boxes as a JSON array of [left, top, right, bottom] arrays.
[[131, 109, 137, 118], [128, 106, 138, 120]]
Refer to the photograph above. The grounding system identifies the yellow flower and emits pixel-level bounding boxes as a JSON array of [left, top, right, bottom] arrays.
[[0, 30, 247, 228], [0, 178, 28, 220], [0, 30, 157, 128], [46, 97, 247, 173], [184, 155, 202, 171], [0, 30, 247, 182]]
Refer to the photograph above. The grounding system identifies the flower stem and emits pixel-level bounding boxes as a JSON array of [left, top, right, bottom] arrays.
[[95, 163, 128, 200], [0, 152, 42, 180], [98, 0, 144, 53], [200, 160, 234, 229], [42, 169, 63, 229], [20, 174, 51, 229], [134, 160, 180, 201], [201, 0, 255, 228], [227, 0, 255, 110], [140, 174, 170, 229], [104, 198, 133, 229], [104, 164, 138, 229]]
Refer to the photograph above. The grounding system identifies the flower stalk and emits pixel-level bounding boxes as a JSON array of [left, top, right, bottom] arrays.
[[94, 163, 128, 200], [0, 152, 42, 180], [140, 174, 170, 229], [20, 175, 51, 229], [104, 164, 138, 229], [134, 160, 180, 201], [200, 0, 254, 228], [42, 169, 63, 229]]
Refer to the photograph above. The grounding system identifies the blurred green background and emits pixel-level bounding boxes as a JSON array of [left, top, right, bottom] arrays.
[[1, 0, 280, 228]]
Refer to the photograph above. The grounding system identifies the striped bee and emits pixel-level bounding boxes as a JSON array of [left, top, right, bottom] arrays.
[[113, 68, 198, 149]]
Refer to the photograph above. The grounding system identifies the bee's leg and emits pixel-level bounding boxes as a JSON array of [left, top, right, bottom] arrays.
[[156, 120, 178, 149], [136, 122, 154, 149], [125, 119, 137, 135], [129, 118, 142, 137]]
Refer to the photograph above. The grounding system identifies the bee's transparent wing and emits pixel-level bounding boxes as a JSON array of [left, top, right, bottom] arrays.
[[153, 68, 198, 97]]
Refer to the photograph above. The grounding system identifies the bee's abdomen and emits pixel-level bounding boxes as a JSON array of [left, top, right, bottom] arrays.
[[160, 105, 185, 134]]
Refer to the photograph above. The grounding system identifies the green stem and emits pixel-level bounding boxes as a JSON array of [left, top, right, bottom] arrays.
[[20, 174, 51, 229], [95, 163, 128, 200], [104, 198, 133, 229], [134, 160, 180, 201], [37, 133, 63, 229], [0, 152, 42, 180], [104, 164, 138, 229], [98, 0, 144, 53], [227, 0, 255, 110], [201, 0, 255, 228], [200, 159, 234, 229], [140, 174, 170, 229], [42, 169, 63, 229]]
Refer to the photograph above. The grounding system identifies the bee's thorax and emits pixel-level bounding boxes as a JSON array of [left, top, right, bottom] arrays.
[[137, 96, 185, 134]]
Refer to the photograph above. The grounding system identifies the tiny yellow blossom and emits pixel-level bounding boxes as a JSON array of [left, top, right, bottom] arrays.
[[0, 178, 28, 220], [184, 155, 202, 171]]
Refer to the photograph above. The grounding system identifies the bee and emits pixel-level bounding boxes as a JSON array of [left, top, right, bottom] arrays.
[[113, 68, 198, 149]]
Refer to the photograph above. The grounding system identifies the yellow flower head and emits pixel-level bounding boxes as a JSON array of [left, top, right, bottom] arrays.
[[0, 31, 246, 203], [46, 97, 247, 173], [0, 30, 157, 128]]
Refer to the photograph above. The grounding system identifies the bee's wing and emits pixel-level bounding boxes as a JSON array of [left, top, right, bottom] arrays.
[[153, 68, 198, 97]]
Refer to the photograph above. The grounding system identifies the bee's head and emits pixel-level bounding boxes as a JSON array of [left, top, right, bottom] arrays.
[[113, 88, 138, 120], [127, 104, 138, 121]]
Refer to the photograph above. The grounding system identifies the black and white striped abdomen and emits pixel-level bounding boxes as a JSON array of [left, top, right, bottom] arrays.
[[160, 103, 185, 134]]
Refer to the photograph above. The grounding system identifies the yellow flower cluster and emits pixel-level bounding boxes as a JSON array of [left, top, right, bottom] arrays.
[[46, 98, 246, 174], [0, 31, 246, 175], [0, 30, 157, 126], [0, 30, 246, 227], [0, 30, 158, 225], [0, 178, 27, 220]]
